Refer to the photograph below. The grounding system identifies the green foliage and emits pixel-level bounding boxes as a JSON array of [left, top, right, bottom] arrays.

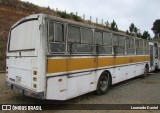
[[129, 23, 135, 33], [142, 31, 151, 39], [134, 27, 138, 34], [128, 23, 144, 38], [110, 20, 118, 31], [57, 11, 71, 19], [70, 12, 82, 22], [126, 30, 130, 35], [57, 11, 82, 22], [136, 31, 143, 38], [152, 19, 160, 38]]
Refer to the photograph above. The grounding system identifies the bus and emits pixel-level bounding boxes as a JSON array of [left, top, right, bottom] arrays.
[[6, 13, 151, 100], [149, 42, 160, 70]]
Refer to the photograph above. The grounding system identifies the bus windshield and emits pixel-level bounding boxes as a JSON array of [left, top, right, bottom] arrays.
[[9, 19, 39, 51]]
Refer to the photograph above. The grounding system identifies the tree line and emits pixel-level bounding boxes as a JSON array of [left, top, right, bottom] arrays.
[[110, 19, 160, 40]]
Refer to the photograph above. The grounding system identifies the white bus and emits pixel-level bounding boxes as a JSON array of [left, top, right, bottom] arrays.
[[6, 14, 151, 100], [149, 42, 160, 70]]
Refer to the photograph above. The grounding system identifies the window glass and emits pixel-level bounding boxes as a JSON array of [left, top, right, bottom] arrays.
[[95, 31, 103, 45], [136, 39, 143, 48], [48, 21, 65, 53], [81, 28, 93, 44], [130, 38, 134, 48], [118, 36, 125, 47], [49, 22, 54, 42], [126, 38, 135, 54], [113, 35, 118, 46], [68, 44, 94, 53], [68, 26, 80, 43], [97, 46, 112, 54], [136, 39, 143, 55], [103, 32, 112, 46], [55, 23, 64, 42]]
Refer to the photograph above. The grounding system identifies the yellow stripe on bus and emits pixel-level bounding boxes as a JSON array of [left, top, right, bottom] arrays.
[[47, 56, 150, 74]]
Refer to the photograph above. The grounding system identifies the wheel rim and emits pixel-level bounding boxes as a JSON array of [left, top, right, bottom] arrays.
[[99, 75, 108, 91]]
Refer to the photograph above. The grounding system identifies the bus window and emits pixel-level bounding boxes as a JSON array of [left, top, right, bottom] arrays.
[[116, 36, 125, 55], [95, 31, 103, 45], [48, 21, 65, 53], [144, 41, 149, 55], [81, 28, 93, 44], [113, 35, 118, 46], [68, 26, 80, 43], [103, 32, 112, 46], [98, 32, 112, 54], [68, 26, 94, 53], [126, 38, 135, 54], [136, 39, 143, 55]]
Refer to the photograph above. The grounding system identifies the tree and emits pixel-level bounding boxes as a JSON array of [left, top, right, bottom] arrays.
[[126, 30, 130, 35], [110, 20, 118, 31], [142, 31, 151, 39], [136, 30, 143, 38], [129, 23, 135, 33], [134, 27, 138, 34], [151, 19, 160, 38]]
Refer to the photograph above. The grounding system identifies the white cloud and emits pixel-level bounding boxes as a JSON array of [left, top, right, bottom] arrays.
[[20, 0, 160, 37]]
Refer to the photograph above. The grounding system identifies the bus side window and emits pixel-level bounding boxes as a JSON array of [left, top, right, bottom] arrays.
[[144, 41, 149, 55], [112, 34, 125, 55], [96, 31, 114, 55], [68, 25, 80, 43], [95, 31, 103, 54], [112, 35, 118, 46], [100, 32, 112, 54], [126, 38, 135, 54], [136, 39, 143, 55], [117, 36, 125, 55], [48, 21, 65, 53], [81, 28, 93, 44], [95, 31, 103, 45], [68, 26, 94, 53]]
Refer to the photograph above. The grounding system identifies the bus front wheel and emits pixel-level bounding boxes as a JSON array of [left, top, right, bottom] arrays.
[[95, 73, 110, 95]]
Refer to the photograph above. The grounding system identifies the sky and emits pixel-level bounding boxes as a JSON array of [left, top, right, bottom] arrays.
[[21, 0, 160, 37]]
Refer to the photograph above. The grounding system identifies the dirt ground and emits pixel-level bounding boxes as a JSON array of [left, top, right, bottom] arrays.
[[0, 72, 160, 113]]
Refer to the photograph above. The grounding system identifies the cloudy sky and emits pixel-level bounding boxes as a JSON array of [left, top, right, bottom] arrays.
[[21, 0, 160, 37]]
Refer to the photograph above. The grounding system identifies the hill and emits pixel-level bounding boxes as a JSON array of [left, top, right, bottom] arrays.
[[0, 0, 59, 71]]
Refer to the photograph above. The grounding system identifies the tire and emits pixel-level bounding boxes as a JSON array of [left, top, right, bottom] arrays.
[[95, 73, 110, 95], [141, 66, 149, 78]]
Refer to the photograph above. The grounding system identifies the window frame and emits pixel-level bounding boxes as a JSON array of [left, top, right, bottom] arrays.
[[67, 24, 94, 54], [47, 20, 66, 54]]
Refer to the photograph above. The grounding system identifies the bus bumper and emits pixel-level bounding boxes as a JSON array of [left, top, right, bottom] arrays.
[[6, 81, 45, 99]]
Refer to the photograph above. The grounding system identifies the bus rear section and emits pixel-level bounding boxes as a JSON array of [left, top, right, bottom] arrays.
[[6, 14, 46, 99]]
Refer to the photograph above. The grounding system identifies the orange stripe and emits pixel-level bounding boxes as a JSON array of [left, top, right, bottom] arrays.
[[47, 56, 150, 74]]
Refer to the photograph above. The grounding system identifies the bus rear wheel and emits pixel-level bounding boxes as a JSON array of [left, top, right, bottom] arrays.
[[95, 73, 110, 95], [141, 65, 149, 78]]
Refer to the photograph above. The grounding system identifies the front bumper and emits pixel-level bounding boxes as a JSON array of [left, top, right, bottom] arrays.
[[6, 80, 45, 99]]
